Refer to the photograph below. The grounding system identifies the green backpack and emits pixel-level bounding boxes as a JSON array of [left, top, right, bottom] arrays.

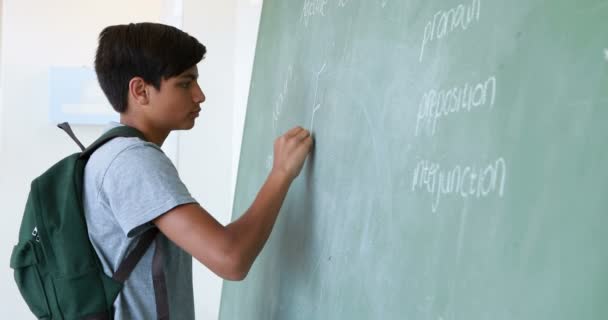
[[10, 123, 169, 320]]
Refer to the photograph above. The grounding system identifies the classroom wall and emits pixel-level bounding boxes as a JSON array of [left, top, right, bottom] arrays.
[[182, 0, 236, 318], [181, 0, 260, 318], [0, 0, 262, 318], [181, 0, 262, 318], [231, 0, 263, 213], [0, 0, 3, 148]]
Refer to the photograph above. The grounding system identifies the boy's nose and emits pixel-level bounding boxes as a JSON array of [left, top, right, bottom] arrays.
[[197, 91, 206, 103], [194, 85, 205, 103]]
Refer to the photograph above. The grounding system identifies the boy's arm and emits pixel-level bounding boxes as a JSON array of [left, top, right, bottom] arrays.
[[153, 126, 313, 281]]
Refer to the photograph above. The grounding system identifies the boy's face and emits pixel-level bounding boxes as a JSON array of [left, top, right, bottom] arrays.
[[146, 65, 205, 131]]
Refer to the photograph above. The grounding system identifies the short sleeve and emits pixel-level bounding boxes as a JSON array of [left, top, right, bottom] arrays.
[[99, 142, 197, 237]]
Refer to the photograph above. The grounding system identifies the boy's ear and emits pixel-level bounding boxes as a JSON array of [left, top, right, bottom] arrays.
[[129, 77, 149, 105]]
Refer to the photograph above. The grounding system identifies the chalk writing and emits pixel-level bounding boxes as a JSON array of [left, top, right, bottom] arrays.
[[419, 0, 481, 61], [337, 0, 350, 8], [301, 0, 328, 27], [415, 75, 496, 137], [273, 65, 293, 136], [411, 157, 507, 212], [266, 154, 273, 170], [604, 49, 608, 61], [310, 62, 327, 133]]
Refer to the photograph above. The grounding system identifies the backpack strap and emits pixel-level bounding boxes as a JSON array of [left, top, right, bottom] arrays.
[[58, 122, 86, 151], [112, 228, 158, 283], [57, 122, 148, 157], [80, 125, 148, 159], [153, 236, 170, 319], [112, 228, 170, 319]]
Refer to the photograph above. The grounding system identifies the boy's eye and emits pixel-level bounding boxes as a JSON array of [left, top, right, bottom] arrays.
[[179, 82, 191, 88]]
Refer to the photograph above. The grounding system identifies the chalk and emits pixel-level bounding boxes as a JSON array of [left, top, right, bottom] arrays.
[[604, 49, 608, 61]]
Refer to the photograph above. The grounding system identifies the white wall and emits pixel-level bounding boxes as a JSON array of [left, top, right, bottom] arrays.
[[0, 0, 4, 149], [180, 1, 262, 318], [231, 0, 263, 214], [182, 0, 237, 319], [0, 0, 262, 318]]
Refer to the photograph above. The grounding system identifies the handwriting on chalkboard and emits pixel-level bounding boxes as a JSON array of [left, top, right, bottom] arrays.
[[337, 0, 350, 8], [415, 75, 496, 137], [419, 0, 481, 61], [273, 65, 293, 136], [310, 63, 327, 133], [268, 66, 294, 171], [301, 0, 328, 27], [411, 157, 506, 212], [604, 49, 608, 61], [265, 154, 273, 170]]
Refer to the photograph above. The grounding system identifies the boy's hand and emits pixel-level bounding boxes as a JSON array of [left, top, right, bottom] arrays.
[[272, 126, 313, 181]]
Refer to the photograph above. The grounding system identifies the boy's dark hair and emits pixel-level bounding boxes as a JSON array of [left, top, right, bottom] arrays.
[[95, 22, 206, 113]]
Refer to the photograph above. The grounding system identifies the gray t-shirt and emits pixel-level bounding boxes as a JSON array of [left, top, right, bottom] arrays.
[[83, 123, 197, 319]]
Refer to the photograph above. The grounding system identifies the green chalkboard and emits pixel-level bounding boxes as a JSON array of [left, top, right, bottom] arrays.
[[220, 0, 608, 319]]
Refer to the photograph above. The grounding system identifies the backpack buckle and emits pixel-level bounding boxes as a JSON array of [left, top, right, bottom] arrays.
[[31, 227, 40, 242]]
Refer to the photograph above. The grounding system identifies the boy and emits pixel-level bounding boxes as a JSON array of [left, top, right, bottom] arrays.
[[86, 22, 313, 319]]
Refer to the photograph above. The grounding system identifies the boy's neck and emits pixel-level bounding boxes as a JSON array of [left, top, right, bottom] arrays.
[[119, 116, 169, 147]]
